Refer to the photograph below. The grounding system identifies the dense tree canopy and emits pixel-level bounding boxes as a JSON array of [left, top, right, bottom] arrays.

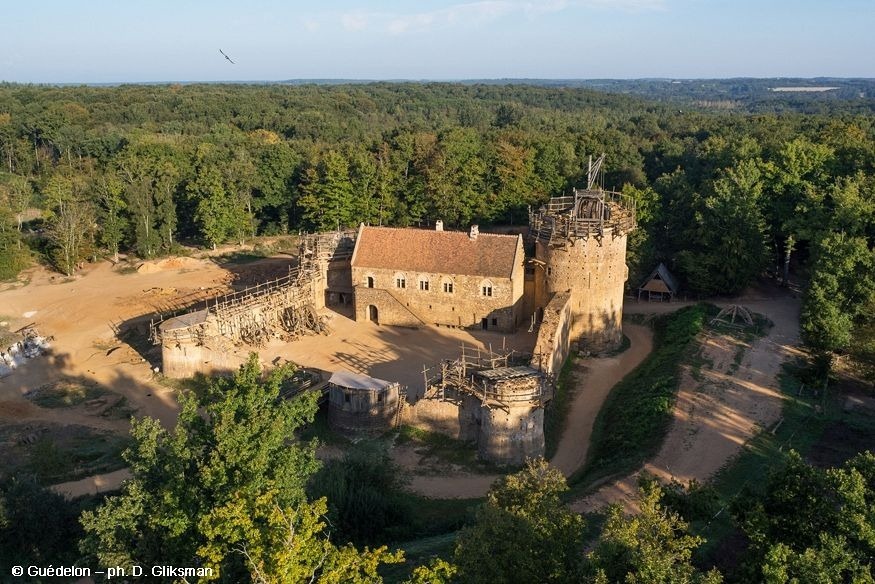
[[0, 81, 872, 363], [79, 355, 401, 583], [453, 458, 587, 583], [734, 451, 875, 583]]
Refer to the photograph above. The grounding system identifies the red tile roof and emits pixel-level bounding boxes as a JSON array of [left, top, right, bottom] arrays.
[[351, 226, 520, 279]]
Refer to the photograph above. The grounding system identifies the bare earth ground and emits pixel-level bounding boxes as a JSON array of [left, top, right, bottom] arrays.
[[0, 256, 535, 498], [551, 325, 653, 476], [571, 296, 801, 513]]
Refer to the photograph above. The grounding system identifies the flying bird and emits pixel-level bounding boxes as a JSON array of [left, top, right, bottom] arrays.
[[219, 49, 235, 64]]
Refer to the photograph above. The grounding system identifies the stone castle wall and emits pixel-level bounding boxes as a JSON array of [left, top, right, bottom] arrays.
[[530, 292, 573, 380], [478, 405, 544, 466], [534, 232, 628, 352]]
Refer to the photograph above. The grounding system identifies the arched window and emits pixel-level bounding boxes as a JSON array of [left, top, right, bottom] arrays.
[[394, 272, 406, 289], [442, 277, 454, 294], [418, 275, 430, 291], [480, 279, 493, 297]]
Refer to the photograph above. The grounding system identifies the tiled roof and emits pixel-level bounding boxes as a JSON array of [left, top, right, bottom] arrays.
[[351, 226, 520, 279]]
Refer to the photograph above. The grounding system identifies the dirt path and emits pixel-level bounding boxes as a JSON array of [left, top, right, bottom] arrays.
[[51, 468, 132, 498], [404, 324, 654, 499], [551, 324, 653, 476], [571, 297, 800, 513]]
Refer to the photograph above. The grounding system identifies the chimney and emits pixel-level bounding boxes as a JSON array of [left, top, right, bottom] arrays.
[[469, 225, 479, 240], [435, 220, 444, 231]]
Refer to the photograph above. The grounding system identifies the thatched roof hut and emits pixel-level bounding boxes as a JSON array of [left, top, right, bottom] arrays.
[[637, 263, 679, 301]]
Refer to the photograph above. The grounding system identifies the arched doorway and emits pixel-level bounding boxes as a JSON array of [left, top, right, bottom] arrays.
[[368, 305, 379, 324]]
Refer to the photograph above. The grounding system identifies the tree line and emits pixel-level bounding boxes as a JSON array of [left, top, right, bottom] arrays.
[[0, 82, 872, 364]]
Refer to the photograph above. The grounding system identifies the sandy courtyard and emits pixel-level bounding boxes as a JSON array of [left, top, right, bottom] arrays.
[[0, 256, 536, 496]]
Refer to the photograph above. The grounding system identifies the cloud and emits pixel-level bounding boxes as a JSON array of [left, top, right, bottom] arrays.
[[341, 12, 368, 32], [382, 0, 663, 35], [387, 2, 518, 34]]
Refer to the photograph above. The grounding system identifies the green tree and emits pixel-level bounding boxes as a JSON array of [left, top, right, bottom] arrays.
[[43, 173, 94, 275], [80, 355, 402, 582], [801, 232, 875, 352], [0, 476, 86, 569], [1, 173, 33, 234], [0, 205, 29, 279], [735, 451, 875, 584], [676, 159, 769, 295], [588, 482, 722, 584], [95, 173, 127, 262], [297, 150, 355, 231], [189, 162, 236, 249], [453, 459, 586, 583], [308, 442, 411, 546], [766, 138, 834, 284]]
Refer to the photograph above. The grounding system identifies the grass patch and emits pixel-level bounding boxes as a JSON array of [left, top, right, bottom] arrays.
[[382, 532, 458, 584], [0, 423, 132, 486], [381, 497, 482, 583], [100, 396, 138, 420], [569, 304, 709, 492], [544, 356, 576, 459], [394, 425, 489, 471], [399, 494, 481, 540], [709, 312, 772, 343], [0, 316, 16, 345], [212, 250, 271, 265], [25, 380, 108, 408]]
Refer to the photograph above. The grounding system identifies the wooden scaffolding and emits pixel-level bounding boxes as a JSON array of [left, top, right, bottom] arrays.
[[528, 155, 636, 246], [423, 344, 549, 410]]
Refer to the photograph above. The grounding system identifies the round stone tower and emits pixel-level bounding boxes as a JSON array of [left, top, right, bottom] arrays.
[[530, 159, 636, 352]]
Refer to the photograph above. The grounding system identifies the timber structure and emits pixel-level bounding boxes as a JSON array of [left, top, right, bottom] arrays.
[[420, 345, 549, 465], [150, 231, 356, 378]]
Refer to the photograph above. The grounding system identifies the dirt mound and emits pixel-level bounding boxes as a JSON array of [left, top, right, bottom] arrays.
[[136, 256, 207, 274]]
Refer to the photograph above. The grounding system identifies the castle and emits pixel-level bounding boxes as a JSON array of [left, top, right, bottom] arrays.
[[152, 157, 636, 465]]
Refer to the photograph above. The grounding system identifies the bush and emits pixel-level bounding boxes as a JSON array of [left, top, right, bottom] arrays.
[[308, 441, 413, 546]]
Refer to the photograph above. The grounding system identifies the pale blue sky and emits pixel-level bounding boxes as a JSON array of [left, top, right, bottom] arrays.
[[2, 0, 872, 83]]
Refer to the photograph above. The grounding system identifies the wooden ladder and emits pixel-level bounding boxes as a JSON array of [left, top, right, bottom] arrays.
[[394, 385, 407, 428]]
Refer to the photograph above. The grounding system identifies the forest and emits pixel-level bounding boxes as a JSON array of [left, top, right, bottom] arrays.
[[0, 81, 873, 581], [0, 81, 872, 364]]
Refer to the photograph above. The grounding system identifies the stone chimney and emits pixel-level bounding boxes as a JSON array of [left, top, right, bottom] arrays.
[[469, 225, 479, 240], [435, 220, 444, 231]]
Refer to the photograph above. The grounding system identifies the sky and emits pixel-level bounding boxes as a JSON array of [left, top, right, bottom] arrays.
[[2, 0, 873, 83]]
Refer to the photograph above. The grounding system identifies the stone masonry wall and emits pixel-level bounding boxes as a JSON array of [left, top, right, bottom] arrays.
[[530, 291, 573, 380], [534, 232, 628, 352], [478, 405, 544, 465], [352, 266, 522, 332]]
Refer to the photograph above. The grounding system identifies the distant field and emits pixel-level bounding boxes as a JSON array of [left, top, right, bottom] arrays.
[[770, 86, 839, 92]]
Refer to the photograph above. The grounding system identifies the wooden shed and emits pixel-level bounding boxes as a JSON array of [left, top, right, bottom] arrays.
[[637, 263, 679, 301], [327, 369, 401, 432]]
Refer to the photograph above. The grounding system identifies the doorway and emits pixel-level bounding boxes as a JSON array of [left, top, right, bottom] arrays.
[[368, 305, 379, 324], [481, 317, 488, 330]]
